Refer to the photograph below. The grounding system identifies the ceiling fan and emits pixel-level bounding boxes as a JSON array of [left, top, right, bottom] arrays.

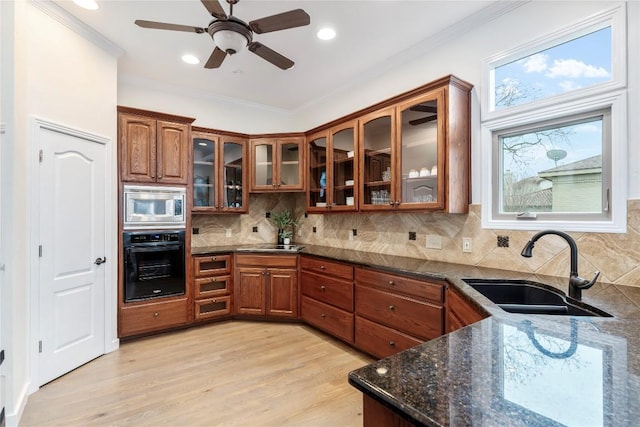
[[135, 0, 310, 70]]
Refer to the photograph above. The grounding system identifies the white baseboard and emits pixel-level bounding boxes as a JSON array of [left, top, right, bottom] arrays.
[[6, 380, 30, 427]]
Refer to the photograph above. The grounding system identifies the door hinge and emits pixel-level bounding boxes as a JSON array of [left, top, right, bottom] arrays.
[[39, 245, 43, 257], [39, 340, 43, 353], [39, 149, 43, 163]]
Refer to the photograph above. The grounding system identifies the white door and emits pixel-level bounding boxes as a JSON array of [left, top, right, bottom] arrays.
[[38, 125, 106, 385]]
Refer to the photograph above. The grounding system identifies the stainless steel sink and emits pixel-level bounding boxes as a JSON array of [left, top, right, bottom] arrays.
[[462, 279, 612, 317], [236, 244, 305, 253]]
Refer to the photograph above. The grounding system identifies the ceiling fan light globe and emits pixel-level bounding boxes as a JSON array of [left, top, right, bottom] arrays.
[[213, 29, 248, 55]]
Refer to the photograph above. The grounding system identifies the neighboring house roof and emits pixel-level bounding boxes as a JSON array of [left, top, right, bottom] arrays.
[[539, 154, 602, 176]]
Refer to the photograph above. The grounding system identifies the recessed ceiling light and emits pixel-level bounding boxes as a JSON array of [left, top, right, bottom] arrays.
[[182, 54, 200, 65], [317, 28, 336, 41], [73, 0, 99, 10]]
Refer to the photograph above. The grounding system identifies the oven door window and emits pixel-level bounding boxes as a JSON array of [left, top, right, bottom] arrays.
[[124, 244, 185, 301]]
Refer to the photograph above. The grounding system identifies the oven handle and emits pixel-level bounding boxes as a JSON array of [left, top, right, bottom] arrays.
[[126, 244, 183, 253]]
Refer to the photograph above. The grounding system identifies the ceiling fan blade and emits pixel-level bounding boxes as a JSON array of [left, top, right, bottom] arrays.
[[248, 42, 294, 70], [410, 105, 438, 114], [201, 0, 227, 19], [249, 9, 310, 34], [204, 47, 227, 69], [409, 115, 438, 126], [135, 20, 206, 34]]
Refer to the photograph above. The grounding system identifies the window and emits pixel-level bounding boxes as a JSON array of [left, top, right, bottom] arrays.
[[481, 6, 627, 232]]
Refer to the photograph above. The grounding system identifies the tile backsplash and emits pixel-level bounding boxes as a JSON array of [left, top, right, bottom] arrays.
[[192, 194, 640, 288]]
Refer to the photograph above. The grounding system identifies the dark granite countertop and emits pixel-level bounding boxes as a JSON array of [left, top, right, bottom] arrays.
[[192, 244, 640, 426]]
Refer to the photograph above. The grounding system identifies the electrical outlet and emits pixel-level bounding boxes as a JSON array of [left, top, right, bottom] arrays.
[[462, 237, 472, 253], [426, 234, 442, 250], [409, 231, 417, 241], [192, 228, 199, 235], [225, 228, 232, 238], [349, 229, 355, 241], [265, 211, 271, 218], [497, 235, 509, 247], [252, 226, 258, 233], [312, 226, 317, 233]]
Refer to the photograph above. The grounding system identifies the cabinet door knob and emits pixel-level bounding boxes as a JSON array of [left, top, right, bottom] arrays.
[[389, 201, 394, 206], [388, 280, 395, 286], [321, 313, 326, 318], [153, 312, 159, 317], [320, 265, 326, 269], [320, 285, 326, 291], [389, 341, 396, 347], [395, 201, 400, 206], [266, 271, 270, 276], [388, 305, 395, 311], [261, 271, 265, 276]]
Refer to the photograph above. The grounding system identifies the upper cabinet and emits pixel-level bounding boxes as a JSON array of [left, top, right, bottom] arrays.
[[118, 108, 194, 185], [250, 137, 305, 192], [192, 129, 248, 213], [307, 121, 358, 212], [359, 76, 471, 213]]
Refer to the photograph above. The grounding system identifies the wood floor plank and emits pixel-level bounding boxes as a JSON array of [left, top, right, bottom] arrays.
[[21, 321, 372, 426]]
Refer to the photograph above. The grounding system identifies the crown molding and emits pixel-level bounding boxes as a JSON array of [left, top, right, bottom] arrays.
[[30, 0, 123, 58]]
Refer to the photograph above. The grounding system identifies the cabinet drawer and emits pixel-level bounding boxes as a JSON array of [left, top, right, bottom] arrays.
[[235, 254, 297, 268], [301, 296, 354, 343], [194, 254, 231, 276], [355, 316, 423, 359], [300, 271, 353, 312], [195, 275, 232, 299], [119, 298, 188, 337], [355, 285, 443, 340], [355, 267, 444, 303], [195, 295, 231, 321], [300, 256, 354, 281]]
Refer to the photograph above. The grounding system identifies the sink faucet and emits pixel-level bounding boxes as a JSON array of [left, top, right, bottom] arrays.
[[520, 230, 600, 300]]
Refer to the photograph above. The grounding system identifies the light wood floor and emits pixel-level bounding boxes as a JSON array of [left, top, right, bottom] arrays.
[[21, 321, 373, 426]]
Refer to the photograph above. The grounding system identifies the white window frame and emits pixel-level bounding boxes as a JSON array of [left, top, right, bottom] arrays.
[[481, 4, 627, 121], [481, 5, 628, 233]]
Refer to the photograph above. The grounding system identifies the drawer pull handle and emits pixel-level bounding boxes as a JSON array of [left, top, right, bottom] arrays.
[[389, 341, 396, 347], [320, 265, 326, 270], [388, 280, 395, 286], [321, 313, 326, 318], [153, 312, 159, 317], [320, 285, 326, 291], [389, 305, 395, 311]]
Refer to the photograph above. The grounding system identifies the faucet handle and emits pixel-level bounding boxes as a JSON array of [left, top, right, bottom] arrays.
[[577, 270, 600, 289]]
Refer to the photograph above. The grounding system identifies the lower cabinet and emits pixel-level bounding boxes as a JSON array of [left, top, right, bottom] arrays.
[[235, 255, 298, 318], [119, 298, 188, 337], [447, 285, 486, 332], [354, 267, 445, 359]]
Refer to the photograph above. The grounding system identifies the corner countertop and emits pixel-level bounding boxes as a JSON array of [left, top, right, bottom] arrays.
[[192, 244, 640, 426]]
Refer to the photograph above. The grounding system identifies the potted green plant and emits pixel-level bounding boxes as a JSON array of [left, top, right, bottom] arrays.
[[271, 209, 297, 245]]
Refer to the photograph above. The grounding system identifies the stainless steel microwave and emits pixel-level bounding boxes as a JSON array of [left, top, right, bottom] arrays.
[[123, 185, 186, 230]]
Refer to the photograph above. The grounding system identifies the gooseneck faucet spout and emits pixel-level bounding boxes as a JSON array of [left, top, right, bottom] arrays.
[[520, 230, 600, 300]]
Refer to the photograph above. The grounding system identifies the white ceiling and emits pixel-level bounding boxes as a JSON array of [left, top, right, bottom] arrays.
[[54, 0, 501, 111]]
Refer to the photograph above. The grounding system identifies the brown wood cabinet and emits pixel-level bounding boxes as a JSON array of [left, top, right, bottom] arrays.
[[192, 128, 248, 213], [235, 254, 298, 318], [118, 108, 193, 185], [354, 267, 445, 359], [446, 285, 486, 333], [250, 137, 305, 192], [306, 121, 358, 212], [193, 254, 233, 321], [119, 298, 188, 337], [300, 256, 355, 343]]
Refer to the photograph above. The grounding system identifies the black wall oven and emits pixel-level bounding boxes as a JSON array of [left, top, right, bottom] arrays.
[[123, 230, 185, 302]]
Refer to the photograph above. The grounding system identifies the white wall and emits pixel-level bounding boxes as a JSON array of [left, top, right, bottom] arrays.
[[2, 1, 119, 424]]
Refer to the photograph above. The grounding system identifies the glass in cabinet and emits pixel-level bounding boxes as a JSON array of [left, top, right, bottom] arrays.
[[359, 108, 394, 210], [193, 131, 247, 213], [307, 121, 357, 212], [250, 137, 304, 191], [396, 90, 445, 210]]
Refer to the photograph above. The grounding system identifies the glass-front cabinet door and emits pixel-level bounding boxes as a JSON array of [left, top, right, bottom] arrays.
[[220, 137, 247, 212], [359, 108, 395, 211], [193, 131, 247, 213], [193, 132, 217, 210], [396, 90, 445, 210], [250, 137, 304, 191], [307, 122, 357, 212]]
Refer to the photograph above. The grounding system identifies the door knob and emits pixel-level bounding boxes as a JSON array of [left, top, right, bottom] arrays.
[[94, 257, 107, 265]]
